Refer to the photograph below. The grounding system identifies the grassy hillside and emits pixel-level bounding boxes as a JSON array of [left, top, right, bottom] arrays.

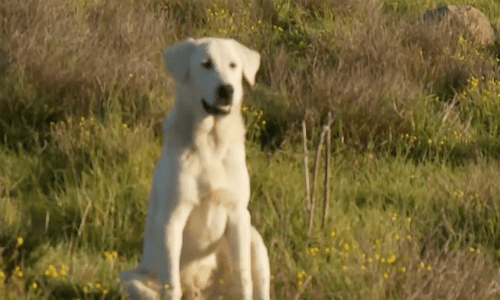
[[2, 0, 500, 299]]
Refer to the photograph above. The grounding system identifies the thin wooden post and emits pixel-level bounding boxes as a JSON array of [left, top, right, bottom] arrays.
[[307, 126, 327, 236], [322, 112, 332, 229], [302, 120, 311, 213]]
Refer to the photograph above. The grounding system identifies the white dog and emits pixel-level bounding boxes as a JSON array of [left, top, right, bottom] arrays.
[[118, 37, 271, 300]]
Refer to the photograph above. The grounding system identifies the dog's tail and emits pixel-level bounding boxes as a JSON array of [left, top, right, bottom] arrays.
[[118, 268, 161, 300]]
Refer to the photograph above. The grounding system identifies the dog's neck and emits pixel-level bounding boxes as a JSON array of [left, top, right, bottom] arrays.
[[162, 100, 246, 159]]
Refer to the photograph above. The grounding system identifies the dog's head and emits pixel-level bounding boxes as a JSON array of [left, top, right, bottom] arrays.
[[162, 38, 260, 116]]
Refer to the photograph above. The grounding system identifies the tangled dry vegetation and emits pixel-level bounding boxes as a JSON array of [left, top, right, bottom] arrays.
[[2, 0, 500, 299]]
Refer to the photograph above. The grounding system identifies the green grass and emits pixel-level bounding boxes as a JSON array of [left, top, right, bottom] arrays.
[[2, 0, 500, 299]]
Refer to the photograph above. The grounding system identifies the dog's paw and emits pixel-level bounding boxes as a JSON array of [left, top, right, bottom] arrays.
[[120, 279, 159, 300], [118, 269, 161, 300], [159, 284, 184, 300]]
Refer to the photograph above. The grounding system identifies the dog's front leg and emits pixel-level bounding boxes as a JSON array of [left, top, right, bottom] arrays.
[[226, 208, 253, 300], [156, 203, 192, 300]]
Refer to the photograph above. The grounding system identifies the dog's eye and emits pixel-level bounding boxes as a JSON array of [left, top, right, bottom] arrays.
[[229, 62, 236, 69], [201, 59, 213, 70]]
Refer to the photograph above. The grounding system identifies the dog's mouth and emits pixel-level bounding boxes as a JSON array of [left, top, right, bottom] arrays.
[[201, 99, 231, 116]]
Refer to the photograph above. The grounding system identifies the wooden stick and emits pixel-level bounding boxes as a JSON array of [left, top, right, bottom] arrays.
[[308, 126, 327, 236], [45, 211, 50, 232], [302, 120, 311, 213], [322, 113, 332, 229]]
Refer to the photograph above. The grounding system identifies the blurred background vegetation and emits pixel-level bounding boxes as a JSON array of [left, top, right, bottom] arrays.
[[2, 0, 500, 299]]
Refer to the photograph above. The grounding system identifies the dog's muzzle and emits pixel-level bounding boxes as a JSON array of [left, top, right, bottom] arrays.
[[201, 84, 234, 116], [201, 99, 231, 116]]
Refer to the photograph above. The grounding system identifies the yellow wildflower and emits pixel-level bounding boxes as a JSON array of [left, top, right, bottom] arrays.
[[387, 253, 396, 264], [309, 247, 319, 256], [13, 266, 23, 278], [16, 237, 23, 248], [297, 270, 306, 279]]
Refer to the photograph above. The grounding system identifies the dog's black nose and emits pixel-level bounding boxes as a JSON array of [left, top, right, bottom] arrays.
[[216, 84, 234, 106]]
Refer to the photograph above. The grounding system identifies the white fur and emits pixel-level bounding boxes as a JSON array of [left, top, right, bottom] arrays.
[[118, 37, 271, 300]]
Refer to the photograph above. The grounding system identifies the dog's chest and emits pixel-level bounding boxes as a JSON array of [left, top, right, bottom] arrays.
[[188, 138, 240, 199], [196, 159, 229, 197], [182, 199, 228, 253]]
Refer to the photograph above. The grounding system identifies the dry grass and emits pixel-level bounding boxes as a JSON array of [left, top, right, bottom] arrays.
[[0, 0, 178, 149], [1, 0, 499, 152], [252, 0, 499, 151]]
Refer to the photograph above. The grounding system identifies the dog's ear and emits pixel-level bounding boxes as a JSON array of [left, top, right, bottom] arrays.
[[162, 38, 196, 82], [230, 40, 261, 86]]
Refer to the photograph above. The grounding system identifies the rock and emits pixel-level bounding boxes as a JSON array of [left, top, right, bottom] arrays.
[[423, 4, 496, 46]]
